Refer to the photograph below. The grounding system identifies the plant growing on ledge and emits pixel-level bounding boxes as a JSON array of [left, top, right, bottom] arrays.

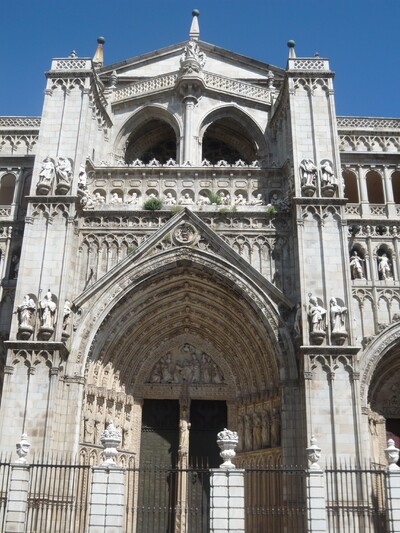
[[207, 192, 221, 205], [266, 205, 277, 216], [144, 197, 163, 210]]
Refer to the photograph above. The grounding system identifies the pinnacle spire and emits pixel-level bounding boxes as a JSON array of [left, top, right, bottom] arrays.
[[93, 36, 105, 67], [189, 9, 200, 41], [287, 40, 296, 59]]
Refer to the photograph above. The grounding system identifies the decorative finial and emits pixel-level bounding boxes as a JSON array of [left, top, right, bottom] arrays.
[[189, 9, 200, 41], [385, 439, 400, 471], [100, 420, 121, 465], [93, 36, 105, 68], [306, 435, 322, 470], [287, 40, 296, 59]]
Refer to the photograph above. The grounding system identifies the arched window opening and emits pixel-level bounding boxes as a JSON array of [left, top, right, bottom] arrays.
[[0, 174, 16, 205], [20, 175, 32, 210], [125, 120, 177, 164], [202, 118, 257, 164], [342, 170, 359, 203], [392, 171, 400, 204], [366, 171, 384, 204]]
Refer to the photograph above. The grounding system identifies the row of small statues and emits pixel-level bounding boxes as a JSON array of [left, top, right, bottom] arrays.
[[104, 158, 264, 168], [237, 407, 281, 451], [80, 189, 289, 210], [303, 295, 347, 344], [17, 291, 71, 339], [350, 250, 393, 280], [37, 156, 73, 194], [300, 158, 337, 190]]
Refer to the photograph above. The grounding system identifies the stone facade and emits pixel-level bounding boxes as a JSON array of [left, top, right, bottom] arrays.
[[0, 12, 399, 478]]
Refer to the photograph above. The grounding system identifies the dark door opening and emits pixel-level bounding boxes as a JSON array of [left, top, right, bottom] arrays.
[[189, 400, 227, 468]]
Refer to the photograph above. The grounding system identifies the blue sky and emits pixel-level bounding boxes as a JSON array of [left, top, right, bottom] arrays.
[[1, 0, 399, 118]]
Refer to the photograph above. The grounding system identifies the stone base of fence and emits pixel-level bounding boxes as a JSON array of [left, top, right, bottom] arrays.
[[88, 466, 125, 533], [4, 464, 29, 533], [306, 468, 327, 533], [210, 469, 245, 533], [387, 470, 400, 533]]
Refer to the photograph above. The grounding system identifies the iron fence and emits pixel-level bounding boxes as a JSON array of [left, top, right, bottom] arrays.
[[325, 463, 387, 533], [244, 466, 307, 533], [125, 459, 210, 533], [0, 456, 11, 532], [25, 459, 92, 533]]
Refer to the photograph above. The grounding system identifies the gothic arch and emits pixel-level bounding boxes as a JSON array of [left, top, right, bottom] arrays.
[[113, 105, 182, 163], [198, 105, 268, 164], [71, 247, 296, 398]]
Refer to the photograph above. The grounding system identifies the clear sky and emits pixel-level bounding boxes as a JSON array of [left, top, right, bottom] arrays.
[[1, 0, 399, 118]]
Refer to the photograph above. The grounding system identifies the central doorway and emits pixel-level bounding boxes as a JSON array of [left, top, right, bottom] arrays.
[[137, 399, 227, 533]]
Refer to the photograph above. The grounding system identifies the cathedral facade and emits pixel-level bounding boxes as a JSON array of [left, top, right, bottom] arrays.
[[0, 11, 399, 475]]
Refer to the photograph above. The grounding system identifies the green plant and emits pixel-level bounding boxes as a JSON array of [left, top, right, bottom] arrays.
[[266, 205, 277, 215], [127, 245, 137, 254], [207, 192, 221, 205], [171, 206, 183, 214], [144, 197, 163, 210], [219, 207, 228, 214]]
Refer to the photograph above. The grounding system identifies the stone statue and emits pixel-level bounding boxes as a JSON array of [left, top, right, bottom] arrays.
[[56, 157, 72, 185], [179, 193, 194, 205], [378, 253, 392, 280], [308, 296, 327, 333], [110, 192, 122, 204], [234, 194, 246, 205], [320, 160, 336, 187], [294, 303, 302, 337], [261, 410, 271, 447], [253, 413, 262, 450], [300, 159, 318, 187], [39, 290, 57, 329], [250, 193, 264, 206], [164, 192, 176, 206], [330, 297, 347, 334], [93, 192, 105, 205], [62, 300, 72, 334], [17, 295, 36, 329], [179, 416, 191, 453], [127, 192, 140, 205], [78, 165, 87, 190], [350, 251, 365, 279], [38, 157, 55, 189], [244, 414, 253, 451]]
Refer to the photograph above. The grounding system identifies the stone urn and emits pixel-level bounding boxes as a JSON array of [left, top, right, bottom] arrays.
[[385, 439, 400, 471], [216, 428, 239, 469], [100, 421, 121, 466], [16, 433, 31, 464], [306, 435, 321, 471]]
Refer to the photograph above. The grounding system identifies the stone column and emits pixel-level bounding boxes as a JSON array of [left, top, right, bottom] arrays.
[[306, 436, 327, 533], [384, 166, 397, 217], [358, 166, 371, 217], [183, 97, 196, 164], [385, 439, 400, 533], [210, 429, 244, 533]]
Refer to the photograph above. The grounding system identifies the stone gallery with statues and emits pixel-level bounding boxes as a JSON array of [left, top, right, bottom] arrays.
[[0, 9, 399, 532]]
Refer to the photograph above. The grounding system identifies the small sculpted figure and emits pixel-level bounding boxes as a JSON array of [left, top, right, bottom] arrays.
[[300, 159, 318, 187], [320, 160, 337, 187], [164, 192, 176, 206], [330, 297, 347, 334], [308, 296, 327, 333], [56, 157, 72, 185], [78, 165, 87, 190], [17, 295, 36, 328], [350, 251, 365, 279], [38, 157, 55, 187], [179, 193, 194, 205], [378, 253, 392, 280], [250, 193, 264, 206], [127, 192, 140, 205], [39, 290, 57, 329], [93, 192, 105, 205], [234, 194, 246, 205], [63, 300, 72, 331], [110, 192, 122, 204]]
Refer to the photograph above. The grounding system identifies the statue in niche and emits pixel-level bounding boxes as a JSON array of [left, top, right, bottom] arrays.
[[63, 300, 72, 330], [250, 193, 264, 206], [300, 159, 318, 187], [350, 251, 365, 279], [308, 296, 326, 333], [77, 165, 87, 194], [37, 157, 55, 193], [378, 253, 393, 280], [308, 295, 327, 344], [110, 192, 122, 205], [179, 410, 191, 455], [261, 409, 271, 447], [234, 194, 247, 205], [271, 408, 281, 447], [330, 297, 347, 334], [55, 157, 73, 194], [10, 254, 20, 279], [164, 193, 176, 206], [127, 192, 140, 205], [39, 290, 57, 330], [244, 414, 253, 451], [320, 160, 337, 187], [93, 192, 105, 205], [253, 413, 262, 450], [179, 193, 194, 205], [84, 412, 95, 443], [17, 295, 36, 338]]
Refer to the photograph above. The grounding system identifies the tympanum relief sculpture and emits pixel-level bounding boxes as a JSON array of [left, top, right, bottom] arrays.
[[148, 343, 225, 385]]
